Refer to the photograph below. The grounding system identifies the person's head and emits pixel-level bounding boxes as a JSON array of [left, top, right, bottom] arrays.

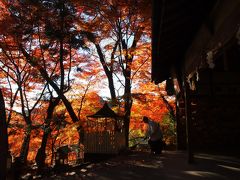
[[142, 116, 149, 123]]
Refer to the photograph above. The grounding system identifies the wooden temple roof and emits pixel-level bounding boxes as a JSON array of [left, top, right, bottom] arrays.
[[151, 0, 218, 83], [87, 103, 120, 119]]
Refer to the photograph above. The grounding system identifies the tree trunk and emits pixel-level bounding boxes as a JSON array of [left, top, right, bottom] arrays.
[[76, 129, 84, 163], [85, 34, 117, 101], [160, 94, 176, 121], [124, 110, 131, 148], [35, 132, 48, 172], [124, 66, 132, 148], [95, 44, 116, 101], [19, 127, 31, 164], [20, 46, 79, 124], [0, 89, 8, 180], [35, 97, 60, 173], [38, 68, 79, 123], [108, 74, 117, 102]]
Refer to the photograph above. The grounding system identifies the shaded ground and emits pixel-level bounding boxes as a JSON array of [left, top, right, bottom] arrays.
[[36, 150, 240, 180]]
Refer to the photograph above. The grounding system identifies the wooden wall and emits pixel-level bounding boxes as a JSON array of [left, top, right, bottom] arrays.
[[190, 69, 240, 152]]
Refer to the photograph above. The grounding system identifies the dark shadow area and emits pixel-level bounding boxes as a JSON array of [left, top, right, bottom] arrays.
[[84, 153, 117, 163], [79, 150, 240, 180], [35, 150, 240, 179]]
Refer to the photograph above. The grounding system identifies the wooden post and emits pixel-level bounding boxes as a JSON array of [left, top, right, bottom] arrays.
[[183, 77, 194, 163], [175, 92, 188, 150]]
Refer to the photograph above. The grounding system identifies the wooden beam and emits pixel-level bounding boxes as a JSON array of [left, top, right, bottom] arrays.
[[183, 77, 194, 163]]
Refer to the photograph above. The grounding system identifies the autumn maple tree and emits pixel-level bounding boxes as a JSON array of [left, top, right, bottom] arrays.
[[0, 0, 87, 171], [0, 41, 51, 164], [0, 0, 88, 138], [0, 1, 177, 178], [76, 0, 152, 147]]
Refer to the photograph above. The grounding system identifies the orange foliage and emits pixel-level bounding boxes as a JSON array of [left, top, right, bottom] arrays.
[[130, 81, 175, 133], [0, 0, 176, 164]]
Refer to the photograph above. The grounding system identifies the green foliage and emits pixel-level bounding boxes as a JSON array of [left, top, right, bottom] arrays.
[[161, 113, 176, 145], [129, 129, 145, 147]]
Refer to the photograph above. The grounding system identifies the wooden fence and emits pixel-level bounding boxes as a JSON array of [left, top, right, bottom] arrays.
[[84, 129, 125, 154]]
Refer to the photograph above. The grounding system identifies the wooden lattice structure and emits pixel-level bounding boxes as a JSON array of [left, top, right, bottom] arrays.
[[84, 103, 125, 154]]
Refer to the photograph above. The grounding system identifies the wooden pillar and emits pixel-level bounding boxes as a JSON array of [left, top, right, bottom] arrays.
[[175, 94, 187, 150], [183, 78, 194, 163], [175, 96, 180, 149], [175, 69, 187, 150]]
